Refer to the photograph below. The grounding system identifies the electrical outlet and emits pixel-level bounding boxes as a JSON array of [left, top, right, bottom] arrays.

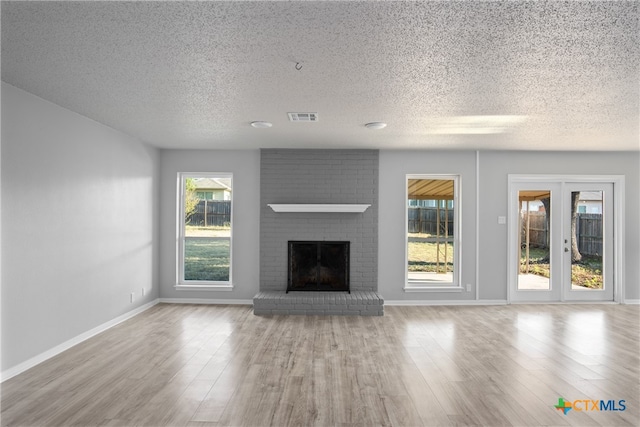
[[130, 292, 135, 303], [466, 284, 472, 292]]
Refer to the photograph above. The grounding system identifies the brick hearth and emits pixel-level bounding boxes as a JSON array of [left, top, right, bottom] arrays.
[[253, 290, 384, 316]]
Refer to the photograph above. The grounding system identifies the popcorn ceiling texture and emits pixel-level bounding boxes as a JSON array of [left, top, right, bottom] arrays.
[[2, 1, 637, 150]]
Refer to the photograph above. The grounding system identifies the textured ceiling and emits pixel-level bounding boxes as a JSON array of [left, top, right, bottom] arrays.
[[2, 1, 638, 150]]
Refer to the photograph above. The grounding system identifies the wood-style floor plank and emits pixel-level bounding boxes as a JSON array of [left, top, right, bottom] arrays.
[[1, 303, 638, 426]]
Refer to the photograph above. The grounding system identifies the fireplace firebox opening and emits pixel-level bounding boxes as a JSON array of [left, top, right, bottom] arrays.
[[288, 241, 350, 293]]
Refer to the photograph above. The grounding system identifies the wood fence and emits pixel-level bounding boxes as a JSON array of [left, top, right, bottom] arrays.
[[576, 213, 603, 256], [408, 207, 454, 236], [187, 200, 231, 227], [521, 212, 602, 256]]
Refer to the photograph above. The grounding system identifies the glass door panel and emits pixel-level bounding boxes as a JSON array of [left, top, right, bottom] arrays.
[[518, 191, 551, 291], [510, 183, 561, 302], [563, 184, 613, 301]]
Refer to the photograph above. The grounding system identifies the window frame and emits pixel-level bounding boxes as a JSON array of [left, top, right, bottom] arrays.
[[176, 172, 233, 291], [404, 174, 462, 292]]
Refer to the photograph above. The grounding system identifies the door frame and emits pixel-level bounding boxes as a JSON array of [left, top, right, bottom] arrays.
[[507, 174, 625, 303]]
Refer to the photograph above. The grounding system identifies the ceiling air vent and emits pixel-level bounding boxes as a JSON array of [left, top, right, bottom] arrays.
[[288, 112, 318, 122]]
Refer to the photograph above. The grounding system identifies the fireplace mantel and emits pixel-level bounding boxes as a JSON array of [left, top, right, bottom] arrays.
[[268, 204, 370, 213]]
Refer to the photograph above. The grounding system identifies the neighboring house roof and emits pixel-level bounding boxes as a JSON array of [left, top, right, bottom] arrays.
[[578, 191, 603, 201], [193, 178, 231, 191]]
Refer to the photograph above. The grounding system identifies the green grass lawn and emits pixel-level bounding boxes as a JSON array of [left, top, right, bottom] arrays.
[[519, 247, 550, 278], [408, 240, 454, 272], [520, 246, 603, 289], [184, 238, 230, 281], [185, 225, 230, 238]]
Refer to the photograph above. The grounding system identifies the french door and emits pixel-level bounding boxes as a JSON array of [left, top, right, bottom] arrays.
[[508, 176, 618, 302]]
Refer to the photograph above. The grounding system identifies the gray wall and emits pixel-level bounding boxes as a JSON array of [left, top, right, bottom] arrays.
[[379, 149, 640, 302], [260, 149, 379, 292], [159, 150, 261, 300], [160, 148, 639, 303], [1, 83, 160, 372], [477, 151, 640, 301]]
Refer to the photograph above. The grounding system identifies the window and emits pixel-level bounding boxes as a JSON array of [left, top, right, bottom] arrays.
[[177, 173, 232, 289], [406, 175, 460, 290], [196, 191, 214, 200]]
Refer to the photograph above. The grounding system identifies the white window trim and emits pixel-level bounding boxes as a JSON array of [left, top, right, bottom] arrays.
[[174, 284, 234, 291], [176, 172, 233, 290], [405, 174, 462, 292]]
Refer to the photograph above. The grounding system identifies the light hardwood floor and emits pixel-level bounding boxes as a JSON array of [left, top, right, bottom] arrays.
[[2, 303, 639, 426]]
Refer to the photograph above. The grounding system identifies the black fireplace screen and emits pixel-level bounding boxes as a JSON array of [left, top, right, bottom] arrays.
[[287, 241, 350, 292]]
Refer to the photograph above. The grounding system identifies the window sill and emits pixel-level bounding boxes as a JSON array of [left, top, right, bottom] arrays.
[[404, 286, 463, 293], [175, 284, 234, 291]]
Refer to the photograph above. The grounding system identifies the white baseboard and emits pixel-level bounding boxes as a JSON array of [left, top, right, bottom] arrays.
[[385, 299, 508, 306], [1, 299, 160, 383], [624, 299, 640, 305], [510, 301, 618, 305], [159, 298, 253, 305]]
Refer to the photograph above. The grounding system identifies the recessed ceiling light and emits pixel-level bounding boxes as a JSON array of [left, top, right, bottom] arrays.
[[250, 121, 272, 128], [365, 122, 387, 130], [426, 115, 527, 134]]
